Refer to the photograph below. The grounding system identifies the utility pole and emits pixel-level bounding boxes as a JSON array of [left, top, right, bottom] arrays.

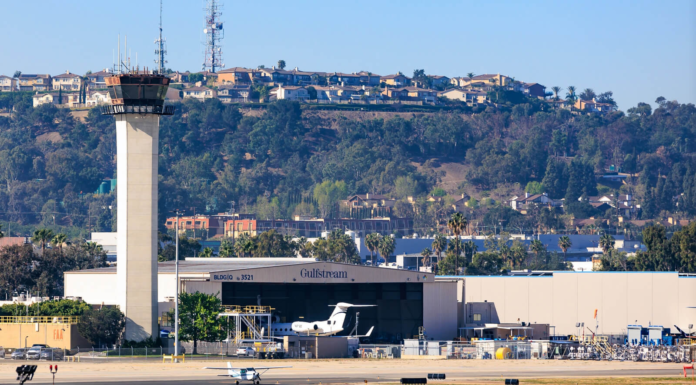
[[174, 209, 181, 362]]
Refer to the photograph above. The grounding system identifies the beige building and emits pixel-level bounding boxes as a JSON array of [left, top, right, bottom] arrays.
[[0, 316, 91, 350], [0, 75, 17, 92], [182, 86, 216, 100], [461, 271, 696, 336], [65, 259, 459, 341], [52, 71, 83, 91], [18, 74, 51, 91], [275, 85, 310, 101]]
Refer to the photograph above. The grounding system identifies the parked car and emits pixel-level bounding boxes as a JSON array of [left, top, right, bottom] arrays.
[[40, 348, 64, 361], [26, 347, 43, 360], [159, 329, 171, 339], [11, 348, 26, 360], [236, 347, 255, 357]]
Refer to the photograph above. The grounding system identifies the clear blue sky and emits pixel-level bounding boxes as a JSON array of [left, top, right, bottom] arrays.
[[1, 0, 694, 110]]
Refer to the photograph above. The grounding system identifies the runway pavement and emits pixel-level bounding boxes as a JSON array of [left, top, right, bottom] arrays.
[[3, 359, 689, 384]]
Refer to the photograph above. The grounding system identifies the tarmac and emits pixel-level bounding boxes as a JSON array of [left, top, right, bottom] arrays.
[[1, 358, 691, 384]]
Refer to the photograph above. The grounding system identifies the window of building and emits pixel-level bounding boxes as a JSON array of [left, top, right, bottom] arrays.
[[473, 313, 482, 322]]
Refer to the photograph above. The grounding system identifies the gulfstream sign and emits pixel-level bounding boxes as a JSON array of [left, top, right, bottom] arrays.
[[300, 268, 348, 279]]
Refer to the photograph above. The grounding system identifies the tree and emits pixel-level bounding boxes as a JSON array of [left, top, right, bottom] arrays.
[[51, 233, 68, 251], [310, 229, 360, 263], [431, 234, 447, 263], [530, 239, 545, 258], [447, 212, 467, 275], [464, 240, 478, 268], [365, 233, 382, 265], [32, 229, 55, 253], [233, 233, 254, 258], [565, 86, 577, 105], [200, 247, 214, 258], [13, 71, 21, 78], [219, 240, 234, 258], [551, 86, 562, 101], [599, 234, 615, 254], [467, 73, 475, 84], [420, 248, 432, 270], [77, 306, 125, 347], [378, 235, 396, 263], [175, 291, 227, 354], [558, 236, 572, 259], [252, 229, 296, 258], [313, 180, 348, 218], [579, 88, 596, 101], [277, 60, 286, 70]]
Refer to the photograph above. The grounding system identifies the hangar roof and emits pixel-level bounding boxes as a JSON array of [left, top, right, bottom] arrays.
[[66, 258, 319, 274]]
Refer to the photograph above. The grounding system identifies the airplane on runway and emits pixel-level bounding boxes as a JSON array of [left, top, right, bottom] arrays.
[[270, 302, 376, 337], [204, 362, 291, 385]]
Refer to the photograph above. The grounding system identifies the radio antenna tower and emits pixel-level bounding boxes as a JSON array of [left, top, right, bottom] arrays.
[[202, 0, 225, 73], [154, 0, 167, 74]]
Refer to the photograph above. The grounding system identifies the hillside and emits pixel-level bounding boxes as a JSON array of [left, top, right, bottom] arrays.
[[0, 94, 695, 239]]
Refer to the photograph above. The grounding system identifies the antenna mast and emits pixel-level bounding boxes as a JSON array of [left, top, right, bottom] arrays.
[[154, 0, 168, 74], [202, 0, 224, 73]]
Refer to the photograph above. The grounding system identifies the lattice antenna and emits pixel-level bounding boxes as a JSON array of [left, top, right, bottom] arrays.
[[154, 0, 168, 74], [202, 0, 225, 73]]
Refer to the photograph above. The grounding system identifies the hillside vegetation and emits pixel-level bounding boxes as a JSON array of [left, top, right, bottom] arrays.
[[0, 92, 695, 239]]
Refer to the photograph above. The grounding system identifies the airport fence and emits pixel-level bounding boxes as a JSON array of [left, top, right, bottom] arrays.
[[357, 345, 402, 359]]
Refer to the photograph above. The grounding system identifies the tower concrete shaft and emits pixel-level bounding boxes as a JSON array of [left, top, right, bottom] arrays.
[[116, 114, 160, 341], [103, 73, 173, 341]]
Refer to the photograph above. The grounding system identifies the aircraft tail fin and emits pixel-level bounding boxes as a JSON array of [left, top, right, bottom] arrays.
[[365, 326, 374, 337], [227, 361, 233, 376]]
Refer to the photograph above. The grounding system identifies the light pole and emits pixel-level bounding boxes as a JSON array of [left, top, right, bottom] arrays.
[[174, 210, 180, 361]]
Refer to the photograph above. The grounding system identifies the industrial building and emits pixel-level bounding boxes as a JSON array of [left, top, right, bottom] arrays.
[[458, 271, 696, 336], [65, 259, 459, 342]]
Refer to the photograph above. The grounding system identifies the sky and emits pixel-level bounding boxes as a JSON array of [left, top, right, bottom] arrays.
[[0, 0, 694, 110]]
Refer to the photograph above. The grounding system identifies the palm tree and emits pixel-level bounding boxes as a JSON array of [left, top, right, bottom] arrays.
[[466, 72, 475, 86], [365, 233, 382, 265], [277, 60, 286, 70], [420, 248, 432, 271], [431, 234, 447, 263], [234, 233, 253, 258], [219, 239, 234, 258], [565, 86, 577, 107], [464, 240, 478, 269], [378, 235, 396, 264], [447, 212, 467, 275], [32, 228, 55, 253], [579, 88, 596, 101], [551, 86, 562, 101], [530, 240, 545, 258], [558, 236, 572, 260], [599, 234, 615, 254], [51, 233, 68, 252], [200, 247, 214, 258]]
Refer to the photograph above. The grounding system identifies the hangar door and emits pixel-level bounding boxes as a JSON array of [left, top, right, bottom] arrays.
[[222, 282, 422, 343]]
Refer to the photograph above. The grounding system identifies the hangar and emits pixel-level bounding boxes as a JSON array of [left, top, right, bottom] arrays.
[[64, 259, 459, 341]]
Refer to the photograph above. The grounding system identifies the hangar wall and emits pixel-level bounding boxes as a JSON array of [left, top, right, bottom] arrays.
[[464, 272, 696, 335], [64, 272, 118, 305], [423, 281, 458, 340]]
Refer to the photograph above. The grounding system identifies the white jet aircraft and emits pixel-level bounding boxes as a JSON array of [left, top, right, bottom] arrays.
[[204, 362, 291, 385], [270, 302, 375, 336]]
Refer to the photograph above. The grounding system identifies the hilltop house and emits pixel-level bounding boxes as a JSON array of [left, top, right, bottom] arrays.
[[86, 70, 112, 90], [18, 74, 51, 91], [182, 86, 216, 100], [0, 75, 16, 92], [381, 73, 410, 87], [217, 84, 251, 103], [510, 193, 556, 214], [274, 85, 310, 101], [52, 71, 83, 91], [574, 99, 617, 113]]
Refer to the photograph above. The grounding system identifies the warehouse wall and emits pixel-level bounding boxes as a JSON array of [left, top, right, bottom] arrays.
[[64, 272, 118, 305], [464, 272, 696, 335], [423, 281, 458, 340]]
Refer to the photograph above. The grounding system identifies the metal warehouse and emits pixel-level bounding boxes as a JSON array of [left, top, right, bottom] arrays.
[[64, 259, 459, 341], [459, 271, 696, 336]]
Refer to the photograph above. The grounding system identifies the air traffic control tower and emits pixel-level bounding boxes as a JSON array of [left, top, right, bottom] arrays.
[[103, 73, 173, 340]]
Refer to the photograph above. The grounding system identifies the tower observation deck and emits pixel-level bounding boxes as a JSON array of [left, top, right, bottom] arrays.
[[103, 72, 174, 341]]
